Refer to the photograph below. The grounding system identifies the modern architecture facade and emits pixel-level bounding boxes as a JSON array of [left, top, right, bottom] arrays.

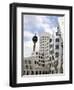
[[23, 26, 63, 75]]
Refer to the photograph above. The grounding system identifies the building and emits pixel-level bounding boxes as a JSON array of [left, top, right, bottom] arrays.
[[39, 32, 50, 61], [49, 26, 63, 74], [23, 56, 34, 75], [23, 25, 63, 75]]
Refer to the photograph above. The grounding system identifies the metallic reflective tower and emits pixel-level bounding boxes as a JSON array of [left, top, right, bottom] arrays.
[[32, 34, 38, 52]]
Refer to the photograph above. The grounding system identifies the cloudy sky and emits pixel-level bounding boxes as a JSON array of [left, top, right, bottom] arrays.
[[23, 15, 64, 57]]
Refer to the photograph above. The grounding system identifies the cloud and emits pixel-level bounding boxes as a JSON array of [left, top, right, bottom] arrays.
[[24, 31, 34, 41], [23, 15, 63, 57], [33, 16, 58, 35], [23, 15, 44, 34], [23, 15, 59, 37], [35, 16, 58, 28]]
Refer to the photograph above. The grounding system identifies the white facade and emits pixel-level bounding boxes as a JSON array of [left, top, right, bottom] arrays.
[[51, 26, 63, 73], [39, 32, 50, 61], [23, 26, 63, 75]]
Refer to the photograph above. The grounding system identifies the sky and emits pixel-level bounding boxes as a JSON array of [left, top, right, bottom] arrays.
[[23, 15, 64, 57]]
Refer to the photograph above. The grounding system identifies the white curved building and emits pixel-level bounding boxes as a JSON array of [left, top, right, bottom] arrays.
[[23, 26, 63, 75]]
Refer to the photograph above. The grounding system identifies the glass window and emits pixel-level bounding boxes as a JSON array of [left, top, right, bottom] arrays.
[[55, 45, 59, 49], [43, 71, 45, 74], [39, 56, 40, 58], [61, 43, 63, 48], [27, 71, 29, 75], [50, 50, 54, 54], [56, 38, 59, 42], [50, 45, 53, 48], [43, 60, 45, 63], [39, 71, 41, 74], [52, 56, 54, 60], [42, 53, 44, 56], [56, 32, 58, 36], [36, 52, 38, 55], [55, 52, 59, 57], [35, 61, 36, 64], [36, 71, 38, 74], [42, 64, 45, 67], [50, 39, 52, 42], [25, 60, 27, 64], [31, 71, 34, 75], [41, 56, 43, 59]]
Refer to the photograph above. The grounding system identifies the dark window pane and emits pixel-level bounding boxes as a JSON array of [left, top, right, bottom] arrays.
[[52, 70, 54, 74], [31, 71, 34, 75], [45, 71, 48, 74], [61, 43, 63, 48], [25, 60, 27, 64], [56, 32, 59, 36], [36, 52, 38, 55], [56, 38, 59, 42], [39, 71, 41, 74], [42, 53, 44, 56], [39, 60, 40, 62], [27, 71, 29, 75], [42, 64, 45, 67], [50, 39, 52, 42], [43, 71, 45, 74], [39, 56, 40, 58], [55, 45, 59, 49], [55, 52, 59, 57], [42, 60, 45, 63], [52, 56, 54, 60], [41, 56, 43, 59], [35, 61, 36, 64], [36, 71, 38, 74]]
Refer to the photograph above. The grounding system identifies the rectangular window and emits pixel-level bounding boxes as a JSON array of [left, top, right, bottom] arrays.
[[55, 45, 59, 49], [50, 45, 53, 48], [56, 38, 59, 42], [49, 57, 51, 61], [52, 56, 54, 60], [50, 38, 52, 42], [55, 52, 59, 57], [56, 32, 59, 36], [25, 60, 27, 64]]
